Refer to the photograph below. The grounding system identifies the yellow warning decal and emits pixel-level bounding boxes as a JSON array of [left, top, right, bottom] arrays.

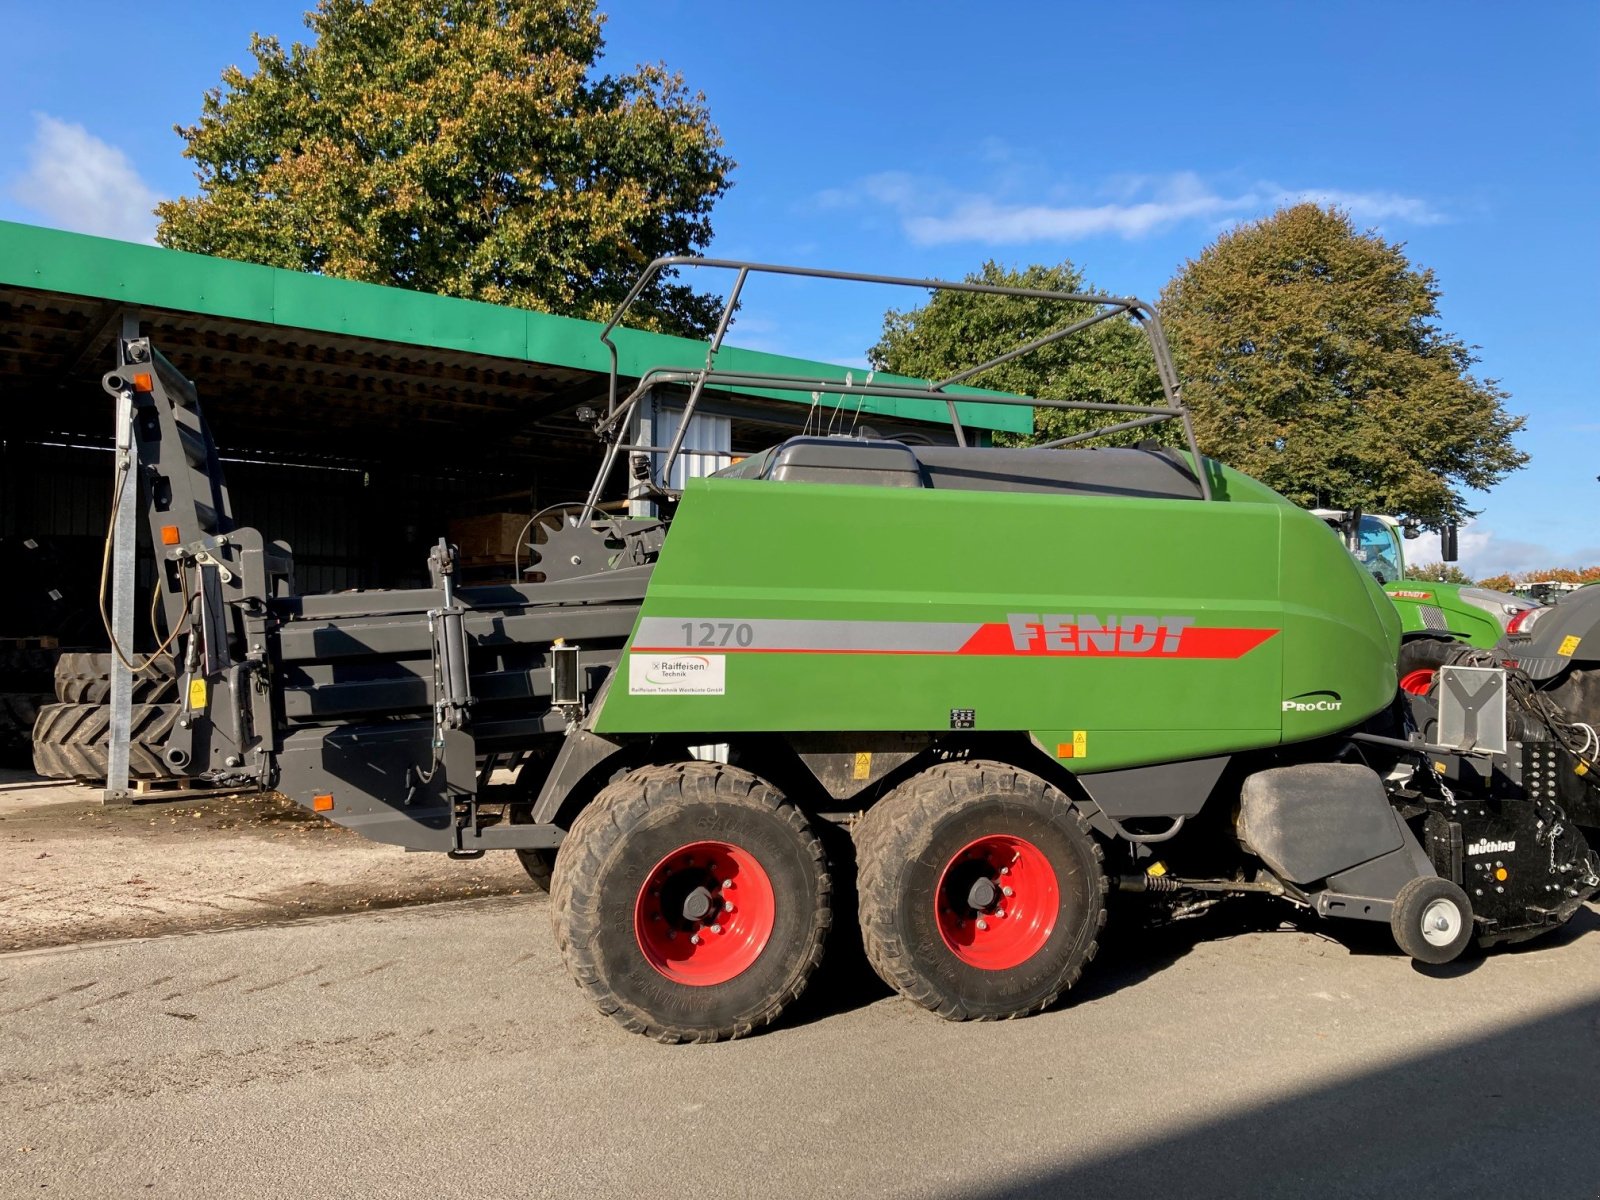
[[1558, 635, 1582, 657], [1056, 731, 1089, 759], [852, 751, 872, 780], [188, 677, 207, 711]]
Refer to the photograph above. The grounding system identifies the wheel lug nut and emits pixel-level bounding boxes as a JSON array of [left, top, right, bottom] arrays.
[[690, 933, 701, 945], [724, 901, 734, 912], [976, 919, 988, 931], [995, 909, 1006, 919], [722, 879, 733, 889], [710, 923, 722, 934], [1002, 886, 1014, 897], [999, 867, 1009, 876]]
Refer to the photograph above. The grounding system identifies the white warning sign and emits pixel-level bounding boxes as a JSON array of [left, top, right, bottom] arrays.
[[628, 653, 727, 696]]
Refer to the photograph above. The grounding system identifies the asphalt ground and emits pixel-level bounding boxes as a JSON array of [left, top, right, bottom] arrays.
[[4, 889, 1597, 1200]]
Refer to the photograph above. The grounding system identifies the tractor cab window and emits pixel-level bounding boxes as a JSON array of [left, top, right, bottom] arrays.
[[1352, 515, 1402, 584]]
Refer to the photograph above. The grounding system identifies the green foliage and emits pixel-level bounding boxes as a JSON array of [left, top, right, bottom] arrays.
[[1404, 562, 1474, 584], [1160, 204, 1527, 525], [868, 261, 1169, 447], [156, 0, 732, 333]]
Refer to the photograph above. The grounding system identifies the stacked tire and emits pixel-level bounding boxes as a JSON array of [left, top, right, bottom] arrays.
[[31, 654, 181, 783]]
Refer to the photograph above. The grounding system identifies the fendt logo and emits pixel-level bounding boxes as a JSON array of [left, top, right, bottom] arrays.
[[990, 613, 1279, 660], [1007, 614, 1193, 655]]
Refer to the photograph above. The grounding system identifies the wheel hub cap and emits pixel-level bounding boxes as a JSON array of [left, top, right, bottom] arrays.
[[935, 834, 1060, 971], [1420, 897, 1462, 947], [634, 840, 775, 986]]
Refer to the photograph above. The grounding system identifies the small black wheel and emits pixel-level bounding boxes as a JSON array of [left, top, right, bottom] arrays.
[[551, 762, 831, 1043], [854, 760, 1106, 1021], [1390, 876, 1474, 965]]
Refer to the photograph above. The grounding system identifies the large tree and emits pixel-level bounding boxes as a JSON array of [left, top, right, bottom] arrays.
[[869, 261, 1168, 446], [156, 0, 733, 333], [1161, 204, 1526, 525]]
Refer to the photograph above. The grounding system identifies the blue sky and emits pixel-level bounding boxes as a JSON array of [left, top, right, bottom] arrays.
[[4, 1, 1595, 575]]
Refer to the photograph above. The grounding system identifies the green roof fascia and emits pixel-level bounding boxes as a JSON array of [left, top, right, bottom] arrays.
[[0, 220, 1031, 434]]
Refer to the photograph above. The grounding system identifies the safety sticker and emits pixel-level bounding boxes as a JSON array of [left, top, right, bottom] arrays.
[[628, 653, 726, 696], [1057, 731, 1088, 759], [188, 677, 208, 711], [852, 751, 872, 780], [1558, 635, 1582, 658]]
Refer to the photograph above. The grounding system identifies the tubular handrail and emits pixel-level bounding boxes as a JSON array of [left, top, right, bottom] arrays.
[[586, 256, 1207, 517]]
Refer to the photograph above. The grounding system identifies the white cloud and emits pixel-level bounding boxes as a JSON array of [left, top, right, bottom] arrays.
[[8, 114, 161, 243], [1406, 523, 1600, 580], [822, 169, 1445, 247]]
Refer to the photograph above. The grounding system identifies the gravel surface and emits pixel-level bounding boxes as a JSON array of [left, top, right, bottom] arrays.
[[0, 769, 529, 952]]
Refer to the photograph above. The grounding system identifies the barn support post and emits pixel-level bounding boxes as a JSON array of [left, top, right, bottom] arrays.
[[102, 312, 140, 805]]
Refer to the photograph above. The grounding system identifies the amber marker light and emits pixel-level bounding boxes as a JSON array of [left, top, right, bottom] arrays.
[[132, 372, 154, 392], [160, 525, 180, 546], [313, 794, 334, 812]]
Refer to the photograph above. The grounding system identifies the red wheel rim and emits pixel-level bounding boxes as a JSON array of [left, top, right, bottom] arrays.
[[1400, 669, 1436, 696], [634, 840, 775, 986], [935, 834, 1059, 970]]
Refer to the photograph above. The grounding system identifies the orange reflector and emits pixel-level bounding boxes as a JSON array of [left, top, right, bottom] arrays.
[[312, 794, 334, 812], [160, 524, 180, 546], [1056, 743, 1075, 758], [132, 372, 154, 393], [1495, 867, 1508, 882]]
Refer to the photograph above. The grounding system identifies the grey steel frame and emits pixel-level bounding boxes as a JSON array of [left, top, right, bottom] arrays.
[[585, 256, 1208, 518]]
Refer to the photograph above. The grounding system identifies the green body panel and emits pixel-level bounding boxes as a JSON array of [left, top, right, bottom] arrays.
[[1384, 581, 1506, 649], [596, 459, 1400, 773]]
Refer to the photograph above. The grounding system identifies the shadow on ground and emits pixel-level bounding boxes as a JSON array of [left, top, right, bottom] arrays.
[[954, 990, 1600, 1200], [778, 879, 1600, 1035]]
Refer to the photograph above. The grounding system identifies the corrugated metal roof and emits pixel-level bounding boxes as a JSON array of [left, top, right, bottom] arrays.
[[0, 220, 1028, 434]]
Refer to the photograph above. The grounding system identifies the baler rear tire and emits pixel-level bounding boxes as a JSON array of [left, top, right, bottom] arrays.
[[854, 760, 1106, 1021], [514, 848, 557, 891], [30, 702, 180, 782], [551, 761, 831, 1043]]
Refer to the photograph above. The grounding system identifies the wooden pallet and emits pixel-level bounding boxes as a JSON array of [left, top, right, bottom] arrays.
[[126, 777, 265, 802], [0, 635, 60, 650]]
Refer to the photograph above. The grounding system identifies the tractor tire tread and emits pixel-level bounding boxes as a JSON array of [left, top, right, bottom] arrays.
[[551, 761, 830, 1044], [853, 759, 1106, 1021], [31, 701, 180, 781]]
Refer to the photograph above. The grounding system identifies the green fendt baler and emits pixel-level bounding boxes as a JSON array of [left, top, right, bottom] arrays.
[[83, 257, 1597, 1044], [600, 460, 1400, 769]]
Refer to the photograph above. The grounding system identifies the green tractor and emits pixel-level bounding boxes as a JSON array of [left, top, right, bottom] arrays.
[[1312, 508, 1537, 651], [90, 258, 1597, 1042]]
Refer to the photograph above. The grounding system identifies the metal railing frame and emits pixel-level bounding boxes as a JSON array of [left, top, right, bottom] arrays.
[[584, 257, 1208, 517]]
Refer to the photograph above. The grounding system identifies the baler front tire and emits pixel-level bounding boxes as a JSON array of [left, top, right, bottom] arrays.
[[855, 760, 1106, 1021], [1390, 876, 1474, 965], [551, 762, 831, 1043]]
